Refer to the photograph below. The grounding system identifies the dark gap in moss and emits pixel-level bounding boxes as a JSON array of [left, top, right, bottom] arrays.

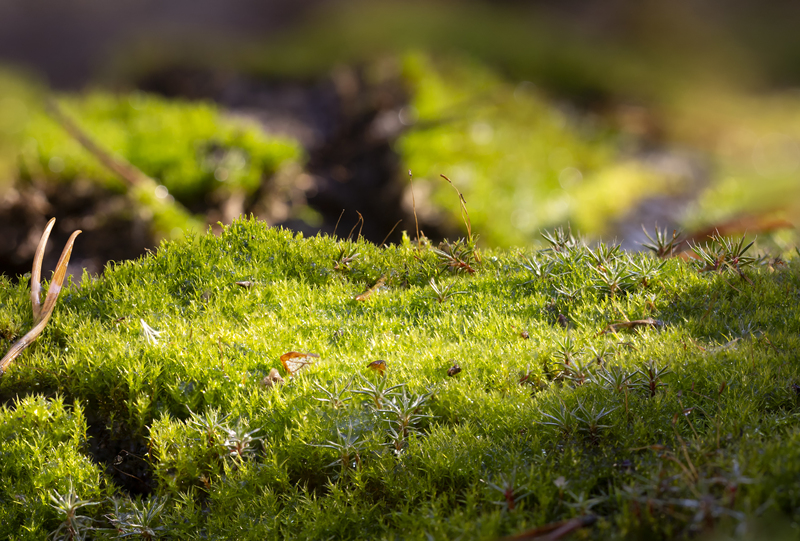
[[84, 413, 156, 497], [0, 378, 60, 409]]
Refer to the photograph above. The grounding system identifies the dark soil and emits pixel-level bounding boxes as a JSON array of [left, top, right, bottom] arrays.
[[137, 66, 448, 242], [0, 178, 151, 281], [0, 66, 452, 281]]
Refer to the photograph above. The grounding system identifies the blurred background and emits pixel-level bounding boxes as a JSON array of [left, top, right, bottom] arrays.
[[1, 0, 798, 278]]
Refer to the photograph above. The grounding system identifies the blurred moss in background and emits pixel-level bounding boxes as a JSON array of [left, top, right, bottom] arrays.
[[28, 93, 302, 204], [0, 0, 798, 272], [235, 0, 798, 250], [0, 67, 41, 192]]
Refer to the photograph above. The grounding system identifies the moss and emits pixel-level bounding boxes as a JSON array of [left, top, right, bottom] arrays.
[[398, 53, 682, 246], [1, 217, 800, 539], [0, 395, 106, 541], [23, 91, 303, 202], [12, 90, 305, 242]]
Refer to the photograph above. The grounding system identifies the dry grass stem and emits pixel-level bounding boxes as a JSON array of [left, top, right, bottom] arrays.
[[0, 218, 81, 374]]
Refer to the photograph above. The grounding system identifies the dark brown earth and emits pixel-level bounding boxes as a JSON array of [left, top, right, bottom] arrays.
[[0, 66, 454, 281], [137, 66, 427, 244]]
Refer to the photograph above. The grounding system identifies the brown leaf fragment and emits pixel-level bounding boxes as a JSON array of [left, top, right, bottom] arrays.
[[447, 361, 462, 377], [354, 275, 387, 301], [602, 318, 664, 334], [261, 368, 285, 388], [367, 359, 387, 375], [280, 351, 319, 376], [30, 217, 56, 322], [511, 325, 530, 339], [235, 281, 253, 288]]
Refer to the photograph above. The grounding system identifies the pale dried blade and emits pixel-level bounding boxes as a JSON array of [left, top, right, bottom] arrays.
[[37, 229, 81, 324], [31, 217, 56, 322], [1, 225, 81, 375]]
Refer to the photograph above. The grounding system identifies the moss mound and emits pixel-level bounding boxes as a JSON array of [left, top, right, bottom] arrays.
[[1, 218, 799, 539]]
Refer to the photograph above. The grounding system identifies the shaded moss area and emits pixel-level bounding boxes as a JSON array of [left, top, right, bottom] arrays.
[[1, 218, 800, 539]]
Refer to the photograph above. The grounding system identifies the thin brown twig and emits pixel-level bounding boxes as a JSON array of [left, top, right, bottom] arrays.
[[501, 515, 597, 540], [354, 275, 387, 302], [45, 98, 149, 187], [409, 170, 420, 247], [332, 209, 345, 238], [347, 211, 364, 242], [380, 219, 403, 247], [440, 174, 472, 242]]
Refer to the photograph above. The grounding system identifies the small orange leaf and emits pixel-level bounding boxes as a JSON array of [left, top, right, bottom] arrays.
[[280, 351, 319, 376], [367, 359, 387, 375]]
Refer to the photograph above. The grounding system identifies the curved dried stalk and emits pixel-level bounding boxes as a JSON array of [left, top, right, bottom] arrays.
[[0, 218, 81, 375], [30, 217, 56, 322]]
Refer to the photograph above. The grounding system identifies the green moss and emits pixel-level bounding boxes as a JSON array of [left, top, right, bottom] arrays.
[[0, 395, 105, 541], [0, 68, 43, 192], [1, 218, 800, 539], [398, 53, 680, 246], [23, 91, 303, 202], [11, 90, 305, 241]]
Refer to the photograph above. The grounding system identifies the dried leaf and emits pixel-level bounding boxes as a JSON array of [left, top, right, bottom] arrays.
[[447, 361, 462, 377], [261, 368, 285, 388], [367, 359, 387, 375], [602, 318, 664, 334], [280, 351, 319, 376], [30, 217, 56, 322], [38, 229, 81, 323], [1, 220, 81, 375]]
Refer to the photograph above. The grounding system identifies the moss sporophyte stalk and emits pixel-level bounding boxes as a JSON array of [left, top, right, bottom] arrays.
[[1, 217, 800, 539]]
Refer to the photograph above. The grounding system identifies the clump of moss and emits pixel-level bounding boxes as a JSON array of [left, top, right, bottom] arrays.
[[0, 218, 799, 539], [23, 91, 303, 203]]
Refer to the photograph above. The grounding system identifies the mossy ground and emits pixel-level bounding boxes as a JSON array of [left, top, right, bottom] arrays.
[[1, 218, 800, 539]]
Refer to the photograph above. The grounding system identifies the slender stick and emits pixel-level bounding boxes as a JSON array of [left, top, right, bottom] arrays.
[[31, 217, 56, 322], [379, 219, 403, 247], [440, 174, 472, 242], [408, 170, 420, 246], [332, 209, 345, 238], [347, 211, 364, 242], [45, 98, 149, 187]]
